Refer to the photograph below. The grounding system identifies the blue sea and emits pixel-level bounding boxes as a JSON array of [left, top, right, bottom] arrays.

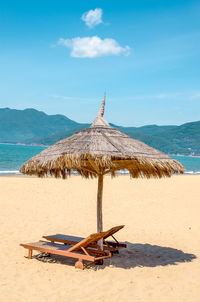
[[0, 144, 45, 174], [0, 144, 200, 175]]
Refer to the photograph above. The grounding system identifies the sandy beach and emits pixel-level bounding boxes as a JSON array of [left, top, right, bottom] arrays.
[[0, 175, 199, 302]]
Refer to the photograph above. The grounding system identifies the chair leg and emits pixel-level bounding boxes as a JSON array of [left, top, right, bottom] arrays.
[[28, 249, 32, 259], [95, 259, 104, 265], [112, 250, 119, 254], [75, 260, 84, 270]]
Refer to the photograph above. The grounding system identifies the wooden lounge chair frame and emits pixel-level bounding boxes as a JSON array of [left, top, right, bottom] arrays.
[[20, 232, 112, 270], [43, 225, 126, 253]]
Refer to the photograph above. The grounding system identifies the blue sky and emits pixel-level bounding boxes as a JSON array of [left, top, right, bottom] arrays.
[[0, 0, 200, 126]]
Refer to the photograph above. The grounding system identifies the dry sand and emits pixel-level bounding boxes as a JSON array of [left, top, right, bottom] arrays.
[[0, 175, 199, 302]]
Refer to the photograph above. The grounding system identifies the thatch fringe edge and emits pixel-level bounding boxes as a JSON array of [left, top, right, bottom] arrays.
[[19, 153, 185, 179]]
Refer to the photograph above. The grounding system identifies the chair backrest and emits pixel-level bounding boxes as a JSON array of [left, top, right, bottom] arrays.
[[103, 225, 124, 240], [67, 232, 107, 252], [67, 226, 124, 252]]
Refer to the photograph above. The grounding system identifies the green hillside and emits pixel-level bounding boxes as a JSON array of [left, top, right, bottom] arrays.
[[24, 124, 90, 145], [0, 108, 199, 155], [24, 120, 200, 155], [116, 124, 177, 136], [155, 121, 200, 154], [0, 108, 80, 143]]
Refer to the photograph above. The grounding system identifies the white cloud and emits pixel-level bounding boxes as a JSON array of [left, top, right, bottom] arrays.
[[153, 93, 169, 99], [49, 94, 93, 102], [81, 8, 103, 28], [190, 93, 200, 99], [49, 94, 74, 101], [57, 36, 130, 58]]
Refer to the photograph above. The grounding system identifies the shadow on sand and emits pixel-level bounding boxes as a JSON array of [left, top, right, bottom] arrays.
[[32, 241, 196, 270], [103, 242, 196, 269]]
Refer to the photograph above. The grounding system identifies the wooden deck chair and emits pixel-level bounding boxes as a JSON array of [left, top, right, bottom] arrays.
[[43, 225, 126, 253], [20, 232, 112, 270], [102, 225, 127, 251]]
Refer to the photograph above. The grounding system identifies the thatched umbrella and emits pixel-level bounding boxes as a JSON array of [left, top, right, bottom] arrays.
[[20, 94, 184, 234]]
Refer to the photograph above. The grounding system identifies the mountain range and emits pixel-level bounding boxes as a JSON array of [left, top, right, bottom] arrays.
[[0, 107, 200, 155]]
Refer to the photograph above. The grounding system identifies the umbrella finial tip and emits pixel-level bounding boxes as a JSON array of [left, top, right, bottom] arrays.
[[98, 93, 106, 117]]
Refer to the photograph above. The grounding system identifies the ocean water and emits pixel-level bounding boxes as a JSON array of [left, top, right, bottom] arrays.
[[0, 144, 200, 175], [0, 144, 45, 174], [170, 155, 200, 175]]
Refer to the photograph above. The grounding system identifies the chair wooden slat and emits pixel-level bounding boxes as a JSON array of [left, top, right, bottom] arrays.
[[43, 225, 126, 252], [20, 234, 112, 270]]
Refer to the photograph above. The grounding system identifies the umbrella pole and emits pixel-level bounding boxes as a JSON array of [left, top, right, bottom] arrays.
[[97, 174, 103, 249]]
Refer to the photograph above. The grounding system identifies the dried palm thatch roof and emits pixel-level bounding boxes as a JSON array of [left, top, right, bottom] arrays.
[[20, 94, 184, 179]]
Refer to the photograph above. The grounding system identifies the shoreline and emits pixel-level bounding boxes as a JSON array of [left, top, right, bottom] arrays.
[[1, 168, 200, 176], [0, 173, 200, 177]]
